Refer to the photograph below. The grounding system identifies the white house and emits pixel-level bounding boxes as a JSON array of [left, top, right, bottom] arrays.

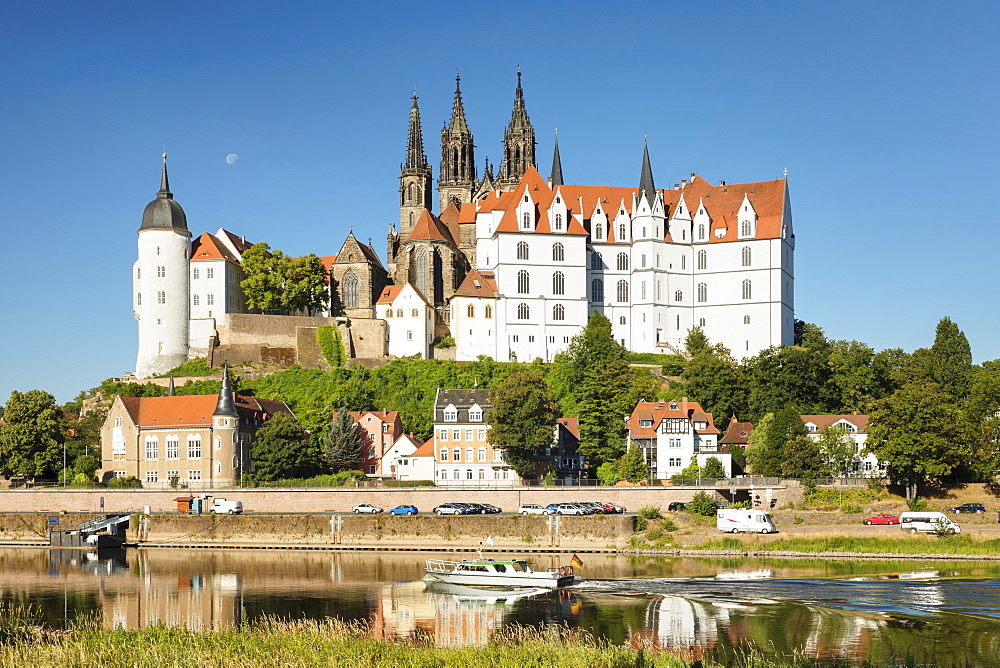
[[433, 388, 518, 485], [381, 432, 423, 479], [376, 283, 434, 358], [801, 414, 884, 477], [449, 269, 499, 361], [392, 436, 437, 483], [626, 399, 729, 479]]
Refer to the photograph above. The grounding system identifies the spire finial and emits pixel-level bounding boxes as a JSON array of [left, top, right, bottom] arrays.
[[158, 153, 172, 199], [783, 167, 788, 178]]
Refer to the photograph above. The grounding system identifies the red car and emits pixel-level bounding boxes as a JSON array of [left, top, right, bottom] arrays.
[[863, 514, 899, 525]]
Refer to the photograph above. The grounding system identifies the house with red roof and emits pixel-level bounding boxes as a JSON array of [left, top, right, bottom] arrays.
[[801, 414, 883, 477], [350, 410, 402, 476], [375, 283, 434, 358], [99, 369, 292, 487], [626, 398, 728, 479], [392, 436, 436, 482]]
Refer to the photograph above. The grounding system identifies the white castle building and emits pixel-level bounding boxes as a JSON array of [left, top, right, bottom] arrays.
[[133, 74, 795, 378]]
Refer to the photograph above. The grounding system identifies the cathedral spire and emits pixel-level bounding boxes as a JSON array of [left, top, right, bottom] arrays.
[[405, 93, 428, 170], [447, 72, 470, 134], [439, 70, 477, 212], [639, 138, 656, 207], [497, 68, 536, 189], [550, 127, 564, 186]]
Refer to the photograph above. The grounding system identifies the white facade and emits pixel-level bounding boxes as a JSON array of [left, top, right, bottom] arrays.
[[389, 434, 434, 481], [135, 228, 191, 379], [627, 399, 730, 479], [377, 283, 434, 358], [802, 415, 884, 476]]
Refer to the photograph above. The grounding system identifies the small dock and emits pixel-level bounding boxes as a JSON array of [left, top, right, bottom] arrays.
[[49, 513, 130, 549]]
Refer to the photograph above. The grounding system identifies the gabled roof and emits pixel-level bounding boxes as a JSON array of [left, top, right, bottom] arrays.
[[376, 282, 431, 306], [438, 202, 463, 243], [411, 436, 436, 457], [406, 209, 456, 245], [218, 229, 254, 254], [452, 268, 498, 298], [350, 410, 400, 425], [336, 233, 385, 269], [190, 232, 241, 263], [117, 394, 292, 427], [557, 417, 579, 440], [719, 416, 754, 445], [801, 414, 869, 433], [626, 398, 720, 437], [435, 388, 490, 412]]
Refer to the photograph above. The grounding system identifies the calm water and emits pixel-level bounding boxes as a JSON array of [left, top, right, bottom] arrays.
[[5, 547, 1000, 665]]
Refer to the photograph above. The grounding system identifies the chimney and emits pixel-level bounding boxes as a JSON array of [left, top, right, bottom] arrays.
[[681, 179, 687, 188], [690, 172, 696, 181], [719, 180, 726, 186], [674, 184, 679, 189]]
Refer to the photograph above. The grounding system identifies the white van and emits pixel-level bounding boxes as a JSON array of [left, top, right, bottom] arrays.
[[210, 499, 243, 515], [899, 511, 959, 534], [717, 508, 776, 534]]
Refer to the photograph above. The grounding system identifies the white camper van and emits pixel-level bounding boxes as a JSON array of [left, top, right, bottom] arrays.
[[899, 511, 959, 534], [717, 508, 776, 534], [210, 499, 243, 515]]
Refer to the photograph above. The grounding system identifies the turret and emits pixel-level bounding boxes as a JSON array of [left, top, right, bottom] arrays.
[[497, 69, 536, 190], [399, 93, 433, 235], [134, 154, 191, 379], [438, 72, 477, 211]]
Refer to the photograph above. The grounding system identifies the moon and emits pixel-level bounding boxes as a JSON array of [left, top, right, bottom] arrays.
[[226, 153, 238, 165]]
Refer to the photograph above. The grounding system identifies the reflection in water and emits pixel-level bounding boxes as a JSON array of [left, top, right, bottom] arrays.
[[7, 548, 1000, 664]]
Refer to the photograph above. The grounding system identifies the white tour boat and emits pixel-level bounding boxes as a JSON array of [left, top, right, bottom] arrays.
[[423, 558, 575, 589]]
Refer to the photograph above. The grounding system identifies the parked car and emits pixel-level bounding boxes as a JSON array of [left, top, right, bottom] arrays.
[[572, 502, 603, 514], [900, 511, 960, 534], [480, 504, 502, 514], [388, 504, 418, 515], [862, 513, 899, 525], [433, 503, 467, 515], [544, 503, 563, 515], [352, 503, 383, 514], [601, 502, 626, 514], [460, 503, 489, 514], [950, 503, 986, 514], [554, 503, 589, 515], [518, 504, 552, 515], [667, 502, 687, 512]]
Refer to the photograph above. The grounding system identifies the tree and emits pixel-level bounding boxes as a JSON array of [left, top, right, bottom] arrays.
[[827, 340, 880, 413], [250, 413, 322, 480], [681, 344, 747, 422], [781, 435, 826, 478], [745, 407, 807, 477], [965, 365, 1000, 478], [684, 326, 710, 355], [866, 382, 973, 499], [241, 243, 287, 313], [817, 424, 857, 477], [616, 444, 648, 480], [577, 359, 637, 466], [686, 491, 718, 517], [928, 317, 973, 399], [487, 370, 558, 478], [551, 312, 627, 417], [0, 390, 66, 477], [282, 254, 330, 314], [321, 408, 364, 472], [745, 346, 836, 421], [702, 456, 726, 479]]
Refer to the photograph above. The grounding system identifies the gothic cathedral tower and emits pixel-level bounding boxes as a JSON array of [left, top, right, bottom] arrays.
[[438, 73, 477, 212], [134, 155, 191, 379], [398, 94, 432, 236], [497, 70, 536, 190]]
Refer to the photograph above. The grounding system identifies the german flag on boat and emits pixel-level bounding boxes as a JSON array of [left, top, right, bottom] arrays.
[[571, 553, 583, 568]]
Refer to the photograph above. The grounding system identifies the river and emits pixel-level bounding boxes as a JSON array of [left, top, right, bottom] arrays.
[[5, 547, 1000, 665]]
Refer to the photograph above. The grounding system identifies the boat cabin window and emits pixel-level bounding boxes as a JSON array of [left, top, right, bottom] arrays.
[[494, 564, 507, 572], [510, 562, 526, 572]]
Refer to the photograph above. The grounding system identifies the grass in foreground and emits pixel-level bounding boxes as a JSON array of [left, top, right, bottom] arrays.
[[0, 608, 897, 668], [691, 534, 1000, 555]]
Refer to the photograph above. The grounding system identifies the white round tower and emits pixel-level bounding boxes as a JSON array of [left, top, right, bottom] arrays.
[[135, 154, 191, 378]]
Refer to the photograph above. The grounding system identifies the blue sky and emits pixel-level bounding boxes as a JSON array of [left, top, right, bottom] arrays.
[[2, 1, 998, 404]]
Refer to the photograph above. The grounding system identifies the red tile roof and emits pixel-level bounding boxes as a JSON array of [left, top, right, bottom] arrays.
[[452, 268, 498, 298], [411, 436, 436, 457], [720, 416, 754, 445], [800, 415, 869, 432], [626, 398, 720, 437], [376, 283, 431, 306], [190, 232, 241, 263], [407, 209, 456, 244], [119, 394, 291, 427]]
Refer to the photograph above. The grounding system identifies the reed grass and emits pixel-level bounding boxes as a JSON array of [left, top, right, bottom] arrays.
[[692, 534, 1000, 555], [0, 607, 894, 668]]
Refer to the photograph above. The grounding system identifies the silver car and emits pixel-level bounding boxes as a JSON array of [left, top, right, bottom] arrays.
[[352, 503, 383, 514], [518, 504, 552, 515]]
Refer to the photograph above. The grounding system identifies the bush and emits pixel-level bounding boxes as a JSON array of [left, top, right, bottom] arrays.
[[433, 336, 455, 349], [659, 518, 677, 532], [633, 517, 647, 532], [316, 327, 346, 368], [686, 491, 719, 517], [637, 505, 663, 520], [841, 503, 862, 514], [596, 462, 619, 485], [906, 497, 928, 512], [793, 515, 804, 524], [107, 476, 142, 489], [160, 357, 214, 377], [383, 479, 434, 488]]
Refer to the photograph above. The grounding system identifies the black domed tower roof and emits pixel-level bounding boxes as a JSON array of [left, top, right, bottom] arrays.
[[213, 366, 238, 418], [139, 154, 189, 233]]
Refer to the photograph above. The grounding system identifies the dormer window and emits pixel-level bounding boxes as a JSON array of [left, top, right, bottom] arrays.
[[694, 421, 707, 430], [469, 406, 483, 422], [639, 419, 653, 428], [444, 406, 458, 422], [522, 213, 531, 229]]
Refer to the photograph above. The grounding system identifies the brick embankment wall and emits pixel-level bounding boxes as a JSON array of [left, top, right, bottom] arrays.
[[0, 486, 793, 514]]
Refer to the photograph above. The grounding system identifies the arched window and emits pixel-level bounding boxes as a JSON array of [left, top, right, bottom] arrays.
[[594, 223, 603, 240], [699, 317, 706, 327], [414, 247, 428, 297], [517, 270, 530, 294], [742, 279, 752, 300], [553, 303, 565, 320], [618, 223, 626, 240], [523, 212, 531, 229], [467, 304, 475, 318], [190, 268, 196, 279], [386, 308, 393, 318], [466, 447, 473, 461], [156, 265, 165, 278], [619, 316, 626, 325], [744, 315, 751, 325], [478, 469, 485, 479], [697, 282, 707, 302], [453, 448, 461, 462], [742, 246, 751, 266], [396, 308, 403, 318], [453, 469, 461, 480], [466, 469, 473, 480], [697, 250, 707, 270], [590, 252, 602, 270], [517, 241, 529, 260], [741, 220, 751, 237], [517, 303, 530, 319], [554, 213, 563, 230], [440, 470, 447, 480], [552, 271, 564, 295], [674, 290, 683, 302], [193, 294, 199, 306], [616, 279, 629, 303], [616, 252, 629, 271], [342, 269, 358, 308], [552, 242, 564, 261], [591, 279, 604, 302], [411, 308, 419, 317], [698, 224, 705, 240], [484, 304, 493, 318]]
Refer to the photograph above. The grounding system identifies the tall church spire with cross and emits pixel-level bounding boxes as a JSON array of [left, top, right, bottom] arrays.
[[497, 68, 536, 190], [438, 71, 477, 212], [399, 93, 433, 235]]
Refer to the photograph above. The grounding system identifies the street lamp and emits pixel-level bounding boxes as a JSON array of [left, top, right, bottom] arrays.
[[63, 442, 66, 488]]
